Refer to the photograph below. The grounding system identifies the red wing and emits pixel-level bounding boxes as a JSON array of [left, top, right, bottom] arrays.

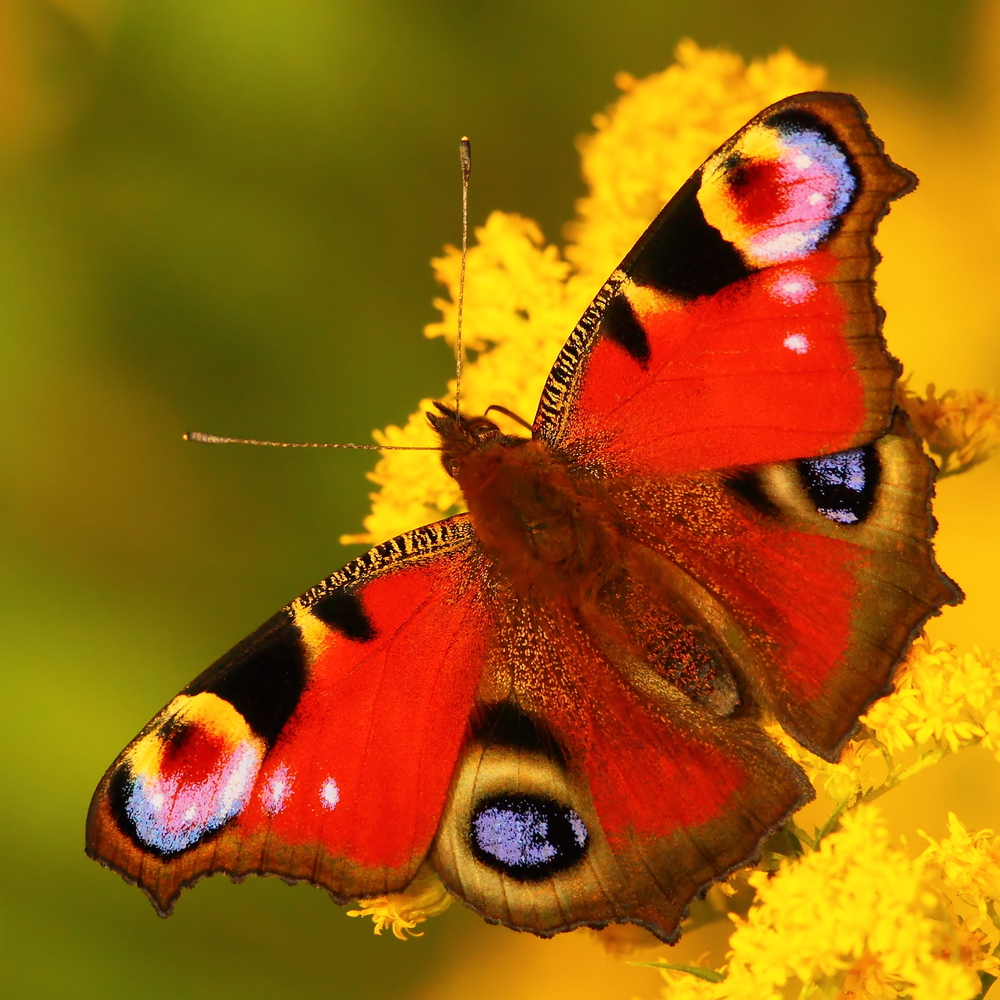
[[534, 92, 913, 474], [86, 515, 490, 914]]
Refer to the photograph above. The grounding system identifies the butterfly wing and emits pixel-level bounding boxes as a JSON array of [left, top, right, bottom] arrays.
[[426, 424, 954, 943], [535, 92, 911, 474], [529, 91, 958, 760], [87, 515, 490, 915]]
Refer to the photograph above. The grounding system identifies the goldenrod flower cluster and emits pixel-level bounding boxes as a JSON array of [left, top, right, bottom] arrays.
[[663, 642, 1000, 999], [900, 385, 1000, 478], [342, 41, 1000, 1000], [659, 807, 994, 1000], [768, 640, 1000, 815]]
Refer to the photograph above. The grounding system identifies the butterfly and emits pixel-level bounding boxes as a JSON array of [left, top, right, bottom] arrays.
[[86, 92, 960, 943]]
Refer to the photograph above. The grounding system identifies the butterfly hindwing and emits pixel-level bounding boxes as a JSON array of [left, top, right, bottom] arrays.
[[605, 412, 959, 759], [86, 515, 490, 914], [430, 593, 811, 941], [535, 92, 913, 474]]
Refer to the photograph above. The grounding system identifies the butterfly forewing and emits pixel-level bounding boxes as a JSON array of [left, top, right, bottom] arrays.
[[87, 515, 491, 914], [527, 91, 957, 760], [534, 92, 912, 473]]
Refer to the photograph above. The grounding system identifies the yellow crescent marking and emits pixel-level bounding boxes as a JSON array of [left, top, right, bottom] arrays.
[[292, 603, 337, 664], [698, 124, 787, 255], [621, 279, 681, 322]]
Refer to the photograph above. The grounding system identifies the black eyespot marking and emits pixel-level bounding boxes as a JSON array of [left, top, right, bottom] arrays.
[[470, 794, 589, 881], [310, 591, 376, 643], [107, 765, 133, 840], [187, 614, 306, 745], [473, 702, 566, 766], [722, 151, 744, 172], [798, 445, 880, 525], [723, 469, 781, 518], [625, 174, 755, 299], [600, 294, 650, 366]]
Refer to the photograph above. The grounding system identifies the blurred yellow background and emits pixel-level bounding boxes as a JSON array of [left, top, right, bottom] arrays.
[[2, 2, 998, 998]]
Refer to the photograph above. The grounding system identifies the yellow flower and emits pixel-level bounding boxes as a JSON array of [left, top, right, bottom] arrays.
[[765, 639, 1000, 824], [655, 809, 998, 999], [766, 718, 885, 807], [920, 813, 1000, 974], [900, 384, 1000, 478], [721, 806, 983, 1000], [864, 639, 1000, 759], [346, 866, 453, 940], [342, 41, 827, 546]]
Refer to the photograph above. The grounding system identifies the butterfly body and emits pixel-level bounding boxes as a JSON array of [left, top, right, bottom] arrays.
[[431, 404, 623, 603], [87, 92, 960, 942]]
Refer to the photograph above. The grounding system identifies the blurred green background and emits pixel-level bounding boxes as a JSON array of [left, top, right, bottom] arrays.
[[1, 2, 995, 999]]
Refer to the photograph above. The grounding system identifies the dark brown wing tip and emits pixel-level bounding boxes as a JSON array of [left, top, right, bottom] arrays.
[[758, 90, 917, 199]]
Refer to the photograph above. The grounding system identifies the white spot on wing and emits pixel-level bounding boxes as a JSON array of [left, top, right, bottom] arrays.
[[783, 334, 810, 355], [261, 764, 294, 814], [770, 272, 817, 304], [320, 777, 341, 811]]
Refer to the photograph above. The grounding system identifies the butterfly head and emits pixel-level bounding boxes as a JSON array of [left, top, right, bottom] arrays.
[[427, 402, 525, 481]]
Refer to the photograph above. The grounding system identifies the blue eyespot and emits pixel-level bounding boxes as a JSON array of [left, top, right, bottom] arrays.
[[798, 445, 879, 525], [470, 794, 588, 881]]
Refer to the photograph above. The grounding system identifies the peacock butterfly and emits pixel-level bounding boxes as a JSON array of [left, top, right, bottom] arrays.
[[86, 92, 960, 942]]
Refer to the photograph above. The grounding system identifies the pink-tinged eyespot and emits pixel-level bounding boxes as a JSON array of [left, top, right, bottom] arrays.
[[320, 776, 341, 811], [698, 117, 857, 269], [260, 763, 294, 814], [121, 693, 265, 854], [783, 334, 810, 355], [768, 271, 817, 304]]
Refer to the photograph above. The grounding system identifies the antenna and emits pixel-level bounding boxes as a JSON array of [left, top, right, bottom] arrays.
[[183, 432, 437, 451], [455, 135, 471, 417], [185, 139, 473, 455]]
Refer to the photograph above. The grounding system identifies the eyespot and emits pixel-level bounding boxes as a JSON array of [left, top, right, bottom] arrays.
[[469, 793, 589, 881], [112, 693, 266, 856], [446, 458, 462, 478], [798, 445, 880, 524]]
